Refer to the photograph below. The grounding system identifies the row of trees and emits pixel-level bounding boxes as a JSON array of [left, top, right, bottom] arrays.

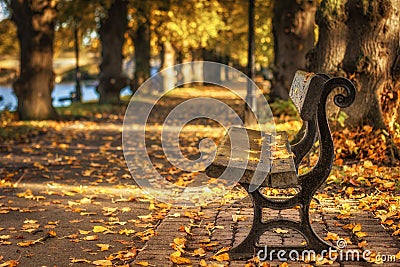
[[2, 0, 399, 141], [2, 0, 273, 119]]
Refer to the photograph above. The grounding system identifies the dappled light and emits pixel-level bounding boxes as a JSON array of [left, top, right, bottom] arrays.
[[0, 0, 399, 266]]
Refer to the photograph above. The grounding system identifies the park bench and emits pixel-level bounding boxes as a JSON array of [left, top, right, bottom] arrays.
[[206, 70, 356, 259]]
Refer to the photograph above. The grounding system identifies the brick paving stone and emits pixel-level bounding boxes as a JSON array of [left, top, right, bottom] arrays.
[[129, 193, 400, 267]]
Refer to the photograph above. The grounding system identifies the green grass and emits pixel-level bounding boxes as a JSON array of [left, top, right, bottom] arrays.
[[269, 99, 298, 118], [56, 100, 129, 118]]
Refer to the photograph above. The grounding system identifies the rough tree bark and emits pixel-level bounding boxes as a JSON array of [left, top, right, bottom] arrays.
[[308, 0, 400, 162], [11, 0, 58, 120], [343, 0, 399, 131], [130, 5, 151, 92], [309, 0, 399, 131], [306, 1, 348, 74], [271, 0, 317, 100], [97, 0, 128, 104], [307, 0, 349, 118]]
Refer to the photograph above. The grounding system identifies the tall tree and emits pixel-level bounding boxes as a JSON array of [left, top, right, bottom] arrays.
[[10, 0, 59, 120], [56, 0, 101, 102], [129, 3, 151, 92], [308, 0, 400, 161], [97, 0, 128, 104], [271, 0, 317, 100]]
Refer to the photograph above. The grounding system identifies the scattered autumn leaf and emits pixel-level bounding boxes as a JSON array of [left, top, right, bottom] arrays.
[[170, 250, 191, 264], [92, 259, 113, 266], [96, 243, 111, 251], [83, 235, 99, 241]]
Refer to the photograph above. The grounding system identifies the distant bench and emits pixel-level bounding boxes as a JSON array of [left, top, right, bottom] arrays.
[[206, 70, 356, 259]]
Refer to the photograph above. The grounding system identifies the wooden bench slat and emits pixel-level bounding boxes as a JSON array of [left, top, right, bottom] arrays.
[[289, 71, 326, 121], [206, 126, 298, 188]]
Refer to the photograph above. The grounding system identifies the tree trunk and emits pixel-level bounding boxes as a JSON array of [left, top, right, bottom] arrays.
[[192, 48, 204, 84], [131, 6, 151, 92], [11, 0, 58, 120], [309, 0, 400, 131], [271, 0, 317, 100], [307, 0, 349, 118], [203, 48, 221, 83], [161, 41, 175, 92], [342, 0, 399, 131], [97, 0, 128, 104], [306, 0, 348, 74]]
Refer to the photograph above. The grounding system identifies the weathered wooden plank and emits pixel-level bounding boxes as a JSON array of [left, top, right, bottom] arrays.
[[206, 127, 298, 188], [289, 71, 326, 121]]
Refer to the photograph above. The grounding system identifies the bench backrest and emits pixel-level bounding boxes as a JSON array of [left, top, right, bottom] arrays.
[[289, 71, 327, 121]]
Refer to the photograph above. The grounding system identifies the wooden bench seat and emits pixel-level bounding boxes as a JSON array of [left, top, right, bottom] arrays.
[[206, 126, 297, 188]]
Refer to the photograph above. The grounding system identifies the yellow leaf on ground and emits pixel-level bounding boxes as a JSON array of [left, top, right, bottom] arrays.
[[48, 230, 57, 237], [136, 262, 149, 266], [17, 240, 35, 247], [93, 259, 112, 266], [93, 226, 109, 233], [199, 259, 208, 266], [352, 224, 362, 232], [70, 258, 91, 264], [79, 229, 91, 235], [96, 243, 111, 251], [0, 260, 19, 267], [211, 247, 230, 261], [173, 237, 186, 247], [170, 250, 191, 264], [324, 232, 339, 241], [193, 247, 207, 257], [212, 253, 229, 261], [355, 231, 368, 238], [343, 223, 355, 230], [83, 235, 98, 241], [273, 228, 289, 234], [316, 257, 334, 266]]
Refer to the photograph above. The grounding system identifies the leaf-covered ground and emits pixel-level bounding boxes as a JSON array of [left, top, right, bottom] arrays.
[[0, 86, 399, 266]]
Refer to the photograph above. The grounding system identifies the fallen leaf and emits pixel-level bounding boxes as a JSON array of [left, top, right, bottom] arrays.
[[355, 231, 368, 238], [352, 224, 362, 233], [324, 232, 339, 241], [273, 228, 289, 234], [96, 243, 111, 251], [0, 260, 19, 267], [83, 235, 99, 241], [358, 240, 368, 248], [199, 259, 208, 266], [93, 226, 109, 233], [193, 247, 207, 257], [79, 229, 91, 235], [211, 247, 230, 261], [136, 262, 149, 266], [17, 240, 35, 247], [70, 258, 91, 264], [93, 259, 112, 266], [170, 250, 191, 264]]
